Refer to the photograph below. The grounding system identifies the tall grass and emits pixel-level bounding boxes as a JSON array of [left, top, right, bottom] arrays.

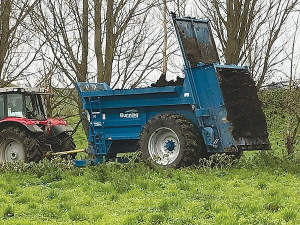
[[0, 150, 300, 224]]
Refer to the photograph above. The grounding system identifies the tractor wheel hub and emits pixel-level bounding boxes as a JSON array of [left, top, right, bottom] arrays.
[[10, 151, 18, 160]]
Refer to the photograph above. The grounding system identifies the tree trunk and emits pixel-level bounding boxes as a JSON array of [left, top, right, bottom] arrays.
[[162, 0, 167, 78], [80, 0, 88, 82], [286, 137, 295, 154], [103, 0, 115, 85], [0, 0, 11, 82], [80, 0, 89, 137], [94, 0, 104, 83]]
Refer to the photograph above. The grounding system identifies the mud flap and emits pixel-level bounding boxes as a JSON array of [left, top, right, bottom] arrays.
[[216, 67, 271, 150]]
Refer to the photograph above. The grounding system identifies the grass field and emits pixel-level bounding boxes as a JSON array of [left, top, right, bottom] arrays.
[[1, 147, 300, 224], [1, 89, 300, 224]]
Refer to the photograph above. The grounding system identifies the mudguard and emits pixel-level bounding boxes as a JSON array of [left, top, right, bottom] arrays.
[[0, 119, 44, 133], [48, 124, 73, 137]]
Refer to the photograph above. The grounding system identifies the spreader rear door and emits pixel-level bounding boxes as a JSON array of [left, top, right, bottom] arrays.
[[172, 15, 219, 67]]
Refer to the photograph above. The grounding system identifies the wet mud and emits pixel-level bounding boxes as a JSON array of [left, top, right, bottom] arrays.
[[175, 20, 219, 67], [151, 74, 184, 87]]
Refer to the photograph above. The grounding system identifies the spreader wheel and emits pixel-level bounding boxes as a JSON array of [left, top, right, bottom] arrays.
[[139, 114, 204, 168], [0, 127, 42, 163]]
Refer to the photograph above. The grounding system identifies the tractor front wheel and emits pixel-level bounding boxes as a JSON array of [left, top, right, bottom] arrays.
[[139, 114, 204, 168], [0, 127, 42, 163]]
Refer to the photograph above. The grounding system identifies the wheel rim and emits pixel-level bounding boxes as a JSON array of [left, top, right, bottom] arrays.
[[1, 139, 26, 162], [148, 127, 180, 165]]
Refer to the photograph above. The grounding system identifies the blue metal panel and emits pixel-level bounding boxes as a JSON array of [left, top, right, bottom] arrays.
[[86, 96, 192, 109], [79, 85, 181, 97], [183, 64, 236, 152], [76, 80, 201, 156]]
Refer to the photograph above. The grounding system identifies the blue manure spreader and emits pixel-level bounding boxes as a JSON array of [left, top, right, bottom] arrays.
[[76, 14, 271, 168]]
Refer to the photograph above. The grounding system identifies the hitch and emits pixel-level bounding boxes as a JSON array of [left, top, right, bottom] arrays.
[[71, 118, 83, 136]]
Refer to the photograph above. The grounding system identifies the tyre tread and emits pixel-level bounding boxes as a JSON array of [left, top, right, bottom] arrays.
[[139, 113, 204, 168], [0, 127, 43, 162]]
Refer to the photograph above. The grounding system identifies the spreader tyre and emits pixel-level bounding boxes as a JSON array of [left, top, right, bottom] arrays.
[[139, 114, 204, 168], [0, 127, 42, 163]]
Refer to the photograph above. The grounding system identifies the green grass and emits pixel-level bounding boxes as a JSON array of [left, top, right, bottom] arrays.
[[0, 89, 298, 224], [0, 150, 300, 224]]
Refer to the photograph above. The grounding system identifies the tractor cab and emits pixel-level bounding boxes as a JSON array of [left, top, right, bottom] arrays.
[[0, 87, 48, 120]]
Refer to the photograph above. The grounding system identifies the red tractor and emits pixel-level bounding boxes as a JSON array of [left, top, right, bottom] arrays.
[[0, 87, 76, 162]]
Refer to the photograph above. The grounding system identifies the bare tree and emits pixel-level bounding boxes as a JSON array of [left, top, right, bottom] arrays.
[[34, 0, 89, 84], [32, 0, 166, 137], [195, 0, 299, 89], [285, 14, 300, 154], [35, 0, 163, 88], [93, 0, 163, 88], [174, 0, 187, 16], [142, 0, 189, 85], [162, 0, 168, 79], [255, 0, 298, 89], [0, 0, 41, 87], [32, 57, 78, 119], [32, 0, 90, 135], [113, 20, 164, 89]]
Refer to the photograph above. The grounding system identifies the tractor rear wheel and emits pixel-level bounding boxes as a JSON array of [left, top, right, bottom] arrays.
[[51, 133, 76, 159], [0, 127, 42, 163], [139, 114, 204, 168]]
